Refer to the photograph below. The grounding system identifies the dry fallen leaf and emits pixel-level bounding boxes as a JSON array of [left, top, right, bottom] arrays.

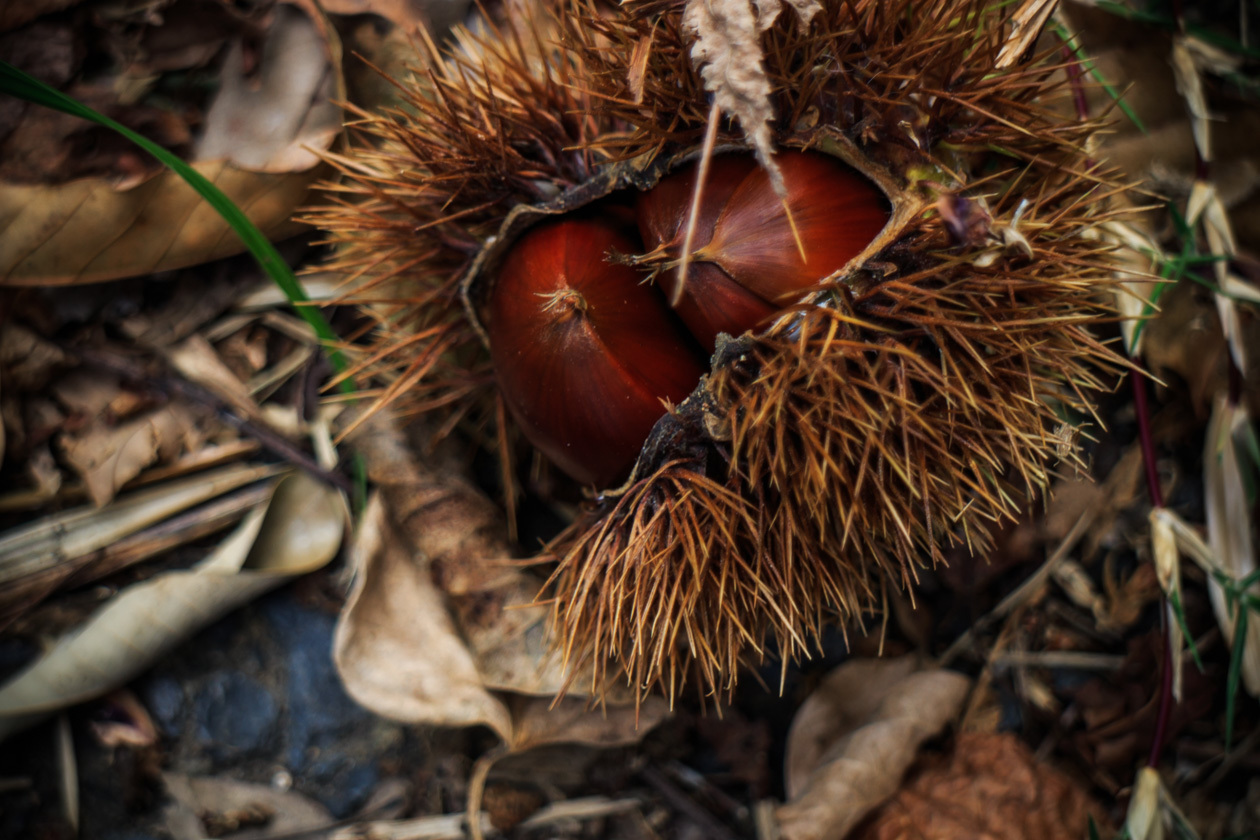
[[59, 404, 196, 507], [334, 417, 668, 748], [776, 656, 971, 840], [852, 732, 1106, 840], [0, 470, 344, 741], [0, 0, 344, 286], [194, 3, 341, 174]]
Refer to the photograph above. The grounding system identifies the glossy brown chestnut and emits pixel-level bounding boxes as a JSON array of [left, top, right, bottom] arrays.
[[636, 150, 890, 350], [488, 216, 706, 488]]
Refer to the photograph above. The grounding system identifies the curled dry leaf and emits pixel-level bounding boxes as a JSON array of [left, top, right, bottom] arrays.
[[0, 470, 344, 741], [776, 656, 970, 840], [0, 0, 344, 286], [333, 417, 667, 747], [335, 491, 513, 736], [194, 3, 341, 173], [852, 733, 1106, 840]]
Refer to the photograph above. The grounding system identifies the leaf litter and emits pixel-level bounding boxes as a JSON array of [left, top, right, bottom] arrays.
[[2, 0, 1260, 837]]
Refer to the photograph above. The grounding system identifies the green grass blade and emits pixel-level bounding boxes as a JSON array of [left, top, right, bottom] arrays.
[[1168, 591, 1205, 672], [0, 61, 353, 395], [1225, 603, 1247, 750]]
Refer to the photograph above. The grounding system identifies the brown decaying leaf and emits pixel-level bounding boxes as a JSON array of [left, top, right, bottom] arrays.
[[333, 417, 668, 747], [776, 657, 970, 840], [852, 733, 1106, 840], [0, 0, 342, 286], [59, 404, 196, 508], [681, 0, 820, 196]]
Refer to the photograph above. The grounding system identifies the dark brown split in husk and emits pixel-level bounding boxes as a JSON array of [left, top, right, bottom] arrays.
[[304, 0, 1130, 704]]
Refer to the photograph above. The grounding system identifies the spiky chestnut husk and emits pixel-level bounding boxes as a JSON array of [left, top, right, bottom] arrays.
[[304, 0, 1128, 702]]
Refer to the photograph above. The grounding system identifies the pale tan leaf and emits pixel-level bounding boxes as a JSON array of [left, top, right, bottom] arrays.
[[165, 334, 262, 420], [59, 404, 196, 507], [506, 695, 669, 752], [1098, 220, 1161, 356], [1204, 396, 1260, 696], [335, 418, 666, 748], [776, 656, 970, 840], [1149, 508, 1185, 701], [1125, 767, 1200, 840], [1126, 767, 1162, 840], [0, 470, 344, 741], [333, 491, 513, 738], [1171, 36, 1212, 163], [193, 3, 341, 173]]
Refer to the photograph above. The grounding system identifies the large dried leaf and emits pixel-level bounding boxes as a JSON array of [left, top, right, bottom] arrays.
[[194, 3, 341, 173], [0, 1, 343, 286], [852, 733, 1105, 840], [0, 470, 344, 740], [335, 491, 514, 737], [776, 656, 971, 840]]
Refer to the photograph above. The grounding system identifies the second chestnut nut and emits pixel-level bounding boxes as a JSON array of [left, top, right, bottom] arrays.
[[488, 149, 892, 488]]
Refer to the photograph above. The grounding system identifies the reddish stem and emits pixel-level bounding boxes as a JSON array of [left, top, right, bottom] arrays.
[[1130, 368, 1165, 509], [1148, 615, 1175, 767], [1061, 45, 1090, 125]]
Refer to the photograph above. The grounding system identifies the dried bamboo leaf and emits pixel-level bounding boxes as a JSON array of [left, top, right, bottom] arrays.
[[1171, 36, 1211, 163], [0, 462, 278, 589], [0, 470, 344, 741], [1149, 508, 1185, 702], [1204, 396, 1260, 697]]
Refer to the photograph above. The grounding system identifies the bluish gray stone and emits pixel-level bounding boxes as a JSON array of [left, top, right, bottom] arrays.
[[262, 597, 366, 768], [193, 671, 278, 756], [141, 675, 185, 736]]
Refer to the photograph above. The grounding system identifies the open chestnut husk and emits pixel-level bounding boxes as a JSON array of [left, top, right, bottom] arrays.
[[309, 0, 1128, 703], [484, 151, 892, 488]]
